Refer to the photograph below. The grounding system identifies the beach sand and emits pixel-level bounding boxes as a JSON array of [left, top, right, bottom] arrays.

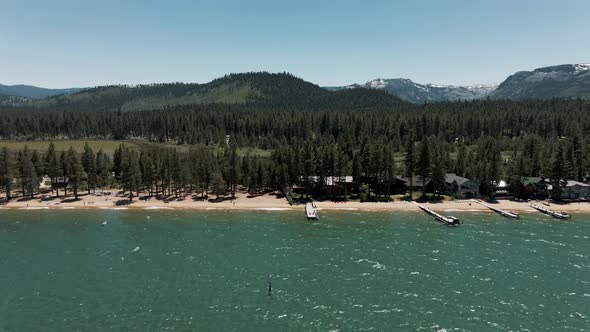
[[1, 191, 590, 215]]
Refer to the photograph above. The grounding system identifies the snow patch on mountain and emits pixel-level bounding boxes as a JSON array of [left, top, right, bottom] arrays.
[[491, 63, 590, 100], [356, 79, 497, 103], [575, 64, 590, 74]]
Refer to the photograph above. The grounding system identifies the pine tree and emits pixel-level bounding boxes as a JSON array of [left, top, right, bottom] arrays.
[[82, 143, 97, 194], [66, 147, 84, 199], [96, 149, 111, 192], [431, 149, 446, 199], [211, 171, 226, 199], [455, 144, 467, 176], [550, 142, 567, 199], [16, 146, 38, 198], [112, 144, 124, 183], [0, 147, 13, 200], [59, 151, 68, 196], [45, 142, 61, 197], [140, 151, 156, 196], [227, 144, 241, 198], [121, 149, 142, 200], [404, 132, 416, 200], [417, 138, 431, 197]]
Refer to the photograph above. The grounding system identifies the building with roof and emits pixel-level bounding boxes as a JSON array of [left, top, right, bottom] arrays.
[[516, 177, 548, 198], [444, 173, 479, 198], [402, 175, 430, 191], [555, 180, 590, 200]]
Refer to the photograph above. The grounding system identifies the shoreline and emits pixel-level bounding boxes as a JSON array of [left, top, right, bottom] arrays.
[[2, 192, 590, 215]]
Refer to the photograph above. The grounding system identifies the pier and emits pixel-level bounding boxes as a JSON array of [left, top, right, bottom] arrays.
[[412, 202, 461, 226], [530, 203, 571, 220], [475, 200, 519, 219]]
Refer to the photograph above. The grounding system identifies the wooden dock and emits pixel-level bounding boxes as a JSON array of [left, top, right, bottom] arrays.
[[474, 200, 519, 219], [413, 202, 461, 226], [530, 203, 571, 220]]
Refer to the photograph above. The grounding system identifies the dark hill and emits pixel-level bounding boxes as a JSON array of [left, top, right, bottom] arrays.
[[4, 72, 408, 112]]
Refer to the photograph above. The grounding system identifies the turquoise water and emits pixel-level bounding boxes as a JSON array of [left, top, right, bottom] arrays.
[[0, 210, 589, 331]]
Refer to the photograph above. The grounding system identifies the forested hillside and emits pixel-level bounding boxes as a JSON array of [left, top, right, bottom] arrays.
[[1, 73, 589, 201], [5, 72, 405, 113]]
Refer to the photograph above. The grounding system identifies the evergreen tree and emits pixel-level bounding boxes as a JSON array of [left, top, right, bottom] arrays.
[[45, 142, 61, 196], [121, 149, 142, 200], [417, 138, 431, 197], [404, 132, 416, 199], [431, 149, 446, 198], [211, 172, 226, 199], [59, 151, 68, 196], [112, 144, 124, 183], [0, 147, 13, 200], [82, 143, 97, 194], [16, 146, 38, 198], [550, 142, 567, 199], [96, 149, 111, 192], [455, 144, 467, 177], [140, 151, 156, 196], [227, 144, 241, 198], [66, 147, 84, 199]]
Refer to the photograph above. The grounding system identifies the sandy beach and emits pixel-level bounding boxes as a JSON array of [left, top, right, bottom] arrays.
[[1, 191, 590, 215]]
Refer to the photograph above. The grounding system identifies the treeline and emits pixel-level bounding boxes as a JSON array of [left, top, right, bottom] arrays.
[[0, 131, 586, 201], [0, 98, 588, 151]]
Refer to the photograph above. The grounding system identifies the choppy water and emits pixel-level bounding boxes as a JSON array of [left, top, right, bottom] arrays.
[[0, 210, 589, 331]]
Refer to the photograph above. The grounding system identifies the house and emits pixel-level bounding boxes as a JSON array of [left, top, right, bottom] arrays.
[[518, 177, 547, 198], [51, 176, 69, 190], [388, 176, 408, 194], [555, 180, 590, 200], [444, 173, 479, 198], [402, 175, 430, 192], [493, 180, 511, 197], [295, 176, 354, 194]]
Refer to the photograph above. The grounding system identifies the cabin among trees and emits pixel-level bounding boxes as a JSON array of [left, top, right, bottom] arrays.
[[443, 173, 479, 198], [556, 180, 590, 200], [514, 177, 548, 198], [294, 176, 354, 196]]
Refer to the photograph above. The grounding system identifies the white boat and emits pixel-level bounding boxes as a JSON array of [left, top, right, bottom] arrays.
[[305, 202, 318, 220]]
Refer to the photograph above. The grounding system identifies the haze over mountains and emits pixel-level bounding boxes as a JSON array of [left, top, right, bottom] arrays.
[[0, 84, 83, 99], [0, 84, 85, 106], [0, 64, 588, 109]]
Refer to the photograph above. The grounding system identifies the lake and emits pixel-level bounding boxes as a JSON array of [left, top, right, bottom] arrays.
[[0, 210, 589, 331]]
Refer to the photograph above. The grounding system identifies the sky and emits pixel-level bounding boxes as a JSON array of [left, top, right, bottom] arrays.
[[0, 0, 589, 88]]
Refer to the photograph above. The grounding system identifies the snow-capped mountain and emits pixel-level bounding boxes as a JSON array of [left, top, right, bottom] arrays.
[[325, 79, 497, 103], [490, 64, 590, 100]]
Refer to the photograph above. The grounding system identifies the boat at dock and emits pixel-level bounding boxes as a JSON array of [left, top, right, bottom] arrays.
[[530, 203, 571, 220], [412, 202, 461, 226], [475, 200, 519, 219], [305, 202, 319, 220]]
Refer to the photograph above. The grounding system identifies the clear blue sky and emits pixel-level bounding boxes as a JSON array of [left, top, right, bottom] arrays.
[[1, 0, 588, 88]]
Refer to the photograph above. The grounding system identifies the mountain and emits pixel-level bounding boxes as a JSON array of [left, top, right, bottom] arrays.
[[3, 72, 408, 112], [0, 84, 84, 99], [491, 64, 590, 100], [325, 79, 496, 103]]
